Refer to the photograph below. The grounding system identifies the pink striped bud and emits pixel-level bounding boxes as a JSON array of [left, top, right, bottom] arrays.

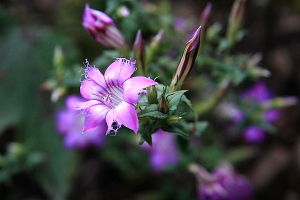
[[170, 26, 201, 91]]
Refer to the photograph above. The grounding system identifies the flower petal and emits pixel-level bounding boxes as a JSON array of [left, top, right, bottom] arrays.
[[123, 76, 157, 104], [114, 101, 138, 133], [73, 100, 101, 110], [65, 95, 85, 110], [80, 79, 108, 100], [85, 67, 107, 88], [104, 58, 136, 86], [105, 101, 138, 134], [56, 110, 76, 134], [65, 121, 107, 149], [83, 104, 109, 132]]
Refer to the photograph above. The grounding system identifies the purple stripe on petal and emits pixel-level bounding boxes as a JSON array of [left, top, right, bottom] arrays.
[[80, 79, 108, 100], [74, 100, 101, 110], [123, 76, 157, 104], [85, 66, 107, 88]]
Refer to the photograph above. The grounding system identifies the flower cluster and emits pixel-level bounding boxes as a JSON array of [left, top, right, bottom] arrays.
[[233, 82, 280, 143]]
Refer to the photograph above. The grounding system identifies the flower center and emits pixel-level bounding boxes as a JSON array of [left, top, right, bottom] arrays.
[[102, 85, 124, 108]]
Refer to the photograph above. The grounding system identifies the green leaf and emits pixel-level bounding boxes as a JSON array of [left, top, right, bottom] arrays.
[[181, 95, 193, 110], [194, 121, 209, 136], [139, 111, 167, 119], [167, 90, 187, 110], [141, 131, 153, 146], [138, 104, 167, 119], [164, 126, 189, 140]]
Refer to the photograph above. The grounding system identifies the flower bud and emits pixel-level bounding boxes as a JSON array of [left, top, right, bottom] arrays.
[[170, 26, 201, 91], [226, 0, 247, 45], [246, 54, 270, 78], [147, 30, 164, 64], [150, 30, 164, 48], [200, 2, 212, 29], [82, 4, 127, 49], [147, 85, 158, 104], [53, 45, 64, 73], [167, 115, 182, 125], [262, 96, 298, 110], [133, 30, 146, 75], [53, 45, 65, 84], [8, 143, 24, 156], [117, 6, 130, 18], [159, 89, 169, 113]]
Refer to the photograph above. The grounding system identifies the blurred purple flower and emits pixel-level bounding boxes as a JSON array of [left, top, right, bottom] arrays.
[[226, 82, 281, 143], [190, 163, 253, 200], [82, 4, 127, 49], [240, 81, 271, 103], [173, 17, 187, 31], [75, 58, 157, 135], [56, 95, 106, 149], [264, 109, 280, 123], [243, 126, 266, 143], [142, 130, 180, 172], [200, 2, 212, 28]]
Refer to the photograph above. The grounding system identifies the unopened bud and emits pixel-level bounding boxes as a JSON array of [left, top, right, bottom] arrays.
[[170, 26, 201, 91], [8, 143, 24, 156], [159, 89, 169, 113], [148, 85, 158, 104], [51, 87, 66, 102], [117, 6, 130, 18], [147, 30, 165, 64], [263, 96, 298, 109], [166, 115, 182, 125], [133, 30, 146, 75], [188, 163, 212, 184], [226, 0, 247, 45], [200, 2, 212, 29], [53, 45, 64, 71], [150, 30, 164, 48], [247, 54, 270, 77], [82, 4, 127, 49]]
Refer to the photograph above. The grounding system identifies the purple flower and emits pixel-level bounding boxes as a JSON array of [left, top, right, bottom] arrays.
[[82, 4, 127, 49], [173, 17, 187, 31], [56, 95, 106, 149], [142, 130, 180, 172], [75, 58, 157, 135], [238, 82, 281, 143], [264, 109, 280, 123], [243, 126, 266, 143], [190, 163, 253, 200], [240, 82, 271, 103]]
